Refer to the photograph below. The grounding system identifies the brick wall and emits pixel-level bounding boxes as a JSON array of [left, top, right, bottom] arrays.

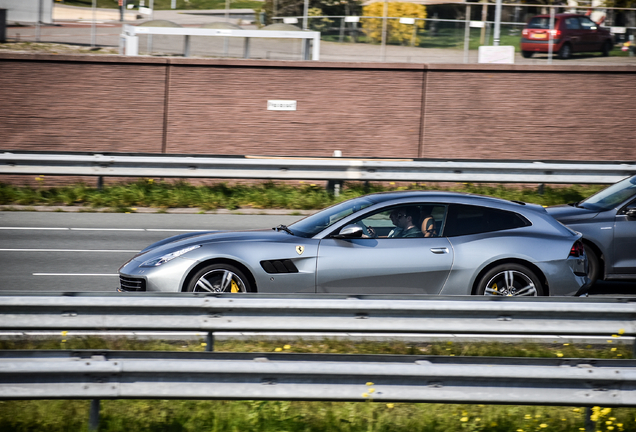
[[1, 54, 635, 166]]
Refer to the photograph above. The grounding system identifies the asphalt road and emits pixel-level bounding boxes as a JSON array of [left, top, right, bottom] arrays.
[[1, 211, 634, 296], [0, 211, 303, 293]]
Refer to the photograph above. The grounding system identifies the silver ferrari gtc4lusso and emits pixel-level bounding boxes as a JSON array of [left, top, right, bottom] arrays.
[[119, 191, 590, 296]]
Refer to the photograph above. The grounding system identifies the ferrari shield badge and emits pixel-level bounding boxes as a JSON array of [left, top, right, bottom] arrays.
[[296, 245, 304, 255]]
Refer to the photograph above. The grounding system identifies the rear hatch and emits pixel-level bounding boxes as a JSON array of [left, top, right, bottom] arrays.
[[523, 16, 558, 41]]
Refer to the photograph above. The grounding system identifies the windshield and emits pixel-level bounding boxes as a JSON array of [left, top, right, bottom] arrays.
[[289, 197, 375, 238], [527, 17, 552, 29], [579, 176, 636, 211]]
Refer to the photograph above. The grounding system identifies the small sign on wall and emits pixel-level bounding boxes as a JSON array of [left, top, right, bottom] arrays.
[[267, 100, 297, 111]]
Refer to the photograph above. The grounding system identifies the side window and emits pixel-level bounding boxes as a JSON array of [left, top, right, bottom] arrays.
[[579, 17, 597, 30], [442, 204, 530, 237], [352, 204, 448, 239], [565, 17, 580, 29]]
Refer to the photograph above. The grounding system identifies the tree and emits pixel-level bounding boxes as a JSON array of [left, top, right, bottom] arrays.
[[362, 2, 427, 46]]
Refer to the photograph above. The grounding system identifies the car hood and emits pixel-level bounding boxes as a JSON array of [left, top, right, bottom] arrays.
[[137, 229, 292, 257], [545, 204, 600, 222]]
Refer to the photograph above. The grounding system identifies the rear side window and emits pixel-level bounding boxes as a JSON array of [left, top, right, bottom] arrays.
[[442, 204, 530, 237], [527, 17, 552, 29]]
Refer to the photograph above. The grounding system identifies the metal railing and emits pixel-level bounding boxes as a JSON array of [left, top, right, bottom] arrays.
[[2, 292, 636, 429], [121, 24, 321, 59], [1, 292, 634, 341], [2, 350, 635, 406], [1, 152, 635, 185]]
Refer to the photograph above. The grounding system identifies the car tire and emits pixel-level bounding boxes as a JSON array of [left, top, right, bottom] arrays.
[[601, 40, 612, 56], [584, 244, 600, 285], [557, 43, 572, 60], [521, 50, 534, 58], [185, 263, 253, 293], [475, 263, 544, 296]]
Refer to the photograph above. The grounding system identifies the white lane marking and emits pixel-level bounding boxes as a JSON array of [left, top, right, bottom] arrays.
[[33, 273, 119, 276], [0, 227, 202, 232], [0, 227, 69, 230], [71, 228, 145, 231], [0, 249, 138, 252]]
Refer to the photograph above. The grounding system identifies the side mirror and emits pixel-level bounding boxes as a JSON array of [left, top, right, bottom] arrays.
[[333, 224, 363, 239]]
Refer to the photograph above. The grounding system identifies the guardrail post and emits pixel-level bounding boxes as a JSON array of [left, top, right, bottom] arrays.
[[89, 399, 100, 431], [206, 332, 214, 351], [184, 35, 191, 57], [584, 406, 594, 432], [243, 38, 251, 59], [97, 176, 104, 191]]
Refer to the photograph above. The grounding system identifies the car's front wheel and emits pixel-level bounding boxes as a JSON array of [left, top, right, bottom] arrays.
[[475, 264, 544, 296], [584, 244, 600, 285], [521, 50, 534, 58], [185, 263, 252, 293], [601, 40, 613, 56]]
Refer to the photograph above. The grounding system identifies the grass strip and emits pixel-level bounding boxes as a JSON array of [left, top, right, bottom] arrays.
[[0, 180, 606, 212]]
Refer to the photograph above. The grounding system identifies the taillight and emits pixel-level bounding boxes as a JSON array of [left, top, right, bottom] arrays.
[[550, 29, 561, 38], [522, 28, 529, 37], [569, 240, 585, 258]]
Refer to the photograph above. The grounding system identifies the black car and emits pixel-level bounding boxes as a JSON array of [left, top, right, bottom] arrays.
[[546, 175, 636, 284]]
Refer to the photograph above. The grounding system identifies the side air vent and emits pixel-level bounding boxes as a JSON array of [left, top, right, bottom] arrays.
[[260, 259, 299, 274]]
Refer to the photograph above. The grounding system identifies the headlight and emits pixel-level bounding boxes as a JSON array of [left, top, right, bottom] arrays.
[[141, 245, 201, 267]]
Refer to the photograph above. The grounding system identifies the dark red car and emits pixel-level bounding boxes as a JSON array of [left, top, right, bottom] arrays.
[[521, 13, 613, 59]]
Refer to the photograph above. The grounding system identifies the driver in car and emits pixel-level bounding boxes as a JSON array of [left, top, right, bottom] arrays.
[[390, 207, 424, 238]]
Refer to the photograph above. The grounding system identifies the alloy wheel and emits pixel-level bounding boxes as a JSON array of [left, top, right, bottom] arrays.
[[483, 270, 538, 296]]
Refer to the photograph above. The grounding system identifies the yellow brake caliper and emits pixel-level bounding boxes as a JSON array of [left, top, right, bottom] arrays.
[[231, 279, 239, 293]]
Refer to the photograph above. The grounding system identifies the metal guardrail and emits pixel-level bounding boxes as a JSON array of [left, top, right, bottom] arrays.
[[1, 293, 634, 338], [2, 350, 635, 406], [1, 152, 635, 184], [2, 293, 636, 429]]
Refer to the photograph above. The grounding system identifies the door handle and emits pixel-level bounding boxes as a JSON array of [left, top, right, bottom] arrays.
[[430, 247, 449, 254]]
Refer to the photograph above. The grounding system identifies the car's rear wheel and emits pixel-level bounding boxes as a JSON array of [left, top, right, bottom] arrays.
[[584, 244, 600, 285], [476, 264, 544, 296], [558, 43, 572, 59], [185, 263, 252, 293], [601, 40, 612, 56], [521, 50, 534, 58]]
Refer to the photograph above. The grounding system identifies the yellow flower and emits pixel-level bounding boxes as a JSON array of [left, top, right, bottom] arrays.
[[539, 424, 548, 428], [460, 417, 468, 422], [608, 427, 614, 431], [563, 343, 570, 346], [475, 418, 480, 422], [201, 342, 207, 347], [362, 393, 369, 398], [516, 429, 524, 432], [602, 408, 612, 415], [611, 348, 617, 351], [274, 347, 282, 352], [556, 352, 564, 357], [618, 329, 625, 335], [366, 382, 374, 386], [573, 408, 580, 412], [368, 388, 375, 393], [61, 331, 68, 336], [524, 414, 532, 419], [612, 334, 619, 338], [606, 420, 613, 425], [283, 345, 291, 349], [386, 403, 395, 409]]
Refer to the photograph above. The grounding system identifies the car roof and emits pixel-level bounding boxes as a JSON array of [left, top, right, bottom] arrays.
[[363, 190, 529, 210]]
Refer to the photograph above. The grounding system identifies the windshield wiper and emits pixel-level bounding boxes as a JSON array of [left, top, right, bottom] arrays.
[[273, 224, 294, 236]]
